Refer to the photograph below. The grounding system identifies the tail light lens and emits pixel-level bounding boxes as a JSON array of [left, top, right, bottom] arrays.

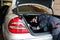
[[8, 16, 29, 34]]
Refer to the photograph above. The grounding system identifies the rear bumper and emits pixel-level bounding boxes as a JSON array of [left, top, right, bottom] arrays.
[[2, 23, 52, 40], [3, 33, 52, 40]]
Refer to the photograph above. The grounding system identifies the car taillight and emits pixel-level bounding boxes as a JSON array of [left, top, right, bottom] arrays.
[[8, 17, 29, 34]]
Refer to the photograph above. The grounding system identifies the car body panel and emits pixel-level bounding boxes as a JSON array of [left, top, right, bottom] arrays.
[[3, 13, 52, 40]]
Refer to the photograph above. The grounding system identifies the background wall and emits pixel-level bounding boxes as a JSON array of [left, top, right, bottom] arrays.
[[53, 0, 60, 16]]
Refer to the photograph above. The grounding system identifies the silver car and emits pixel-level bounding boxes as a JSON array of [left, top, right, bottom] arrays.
[[2, 0, 54, 40]]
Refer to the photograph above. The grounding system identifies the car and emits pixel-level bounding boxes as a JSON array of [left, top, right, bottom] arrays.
[[2, 0, 54, 40]]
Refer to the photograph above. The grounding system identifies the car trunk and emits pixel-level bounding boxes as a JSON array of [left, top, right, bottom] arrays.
[[13, 5, 52, 33]]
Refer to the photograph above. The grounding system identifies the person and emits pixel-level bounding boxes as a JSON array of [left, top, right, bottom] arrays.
[[49, 15, 60, 40], [30, 16, 40, 30], [30, 14, 60, 40]]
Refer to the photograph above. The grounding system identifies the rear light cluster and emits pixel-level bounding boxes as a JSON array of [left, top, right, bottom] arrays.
[[8, 16, 29, 34]]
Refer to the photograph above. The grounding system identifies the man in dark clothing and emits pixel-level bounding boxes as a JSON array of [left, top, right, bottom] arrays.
[[30, 14, 60, 40], [49, 16, 60, 40], [38, 14, 60, 40]]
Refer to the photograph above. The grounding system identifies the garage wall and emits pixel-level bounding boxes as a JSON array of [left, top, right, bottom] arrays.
[[53, 0, 60, 16]]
